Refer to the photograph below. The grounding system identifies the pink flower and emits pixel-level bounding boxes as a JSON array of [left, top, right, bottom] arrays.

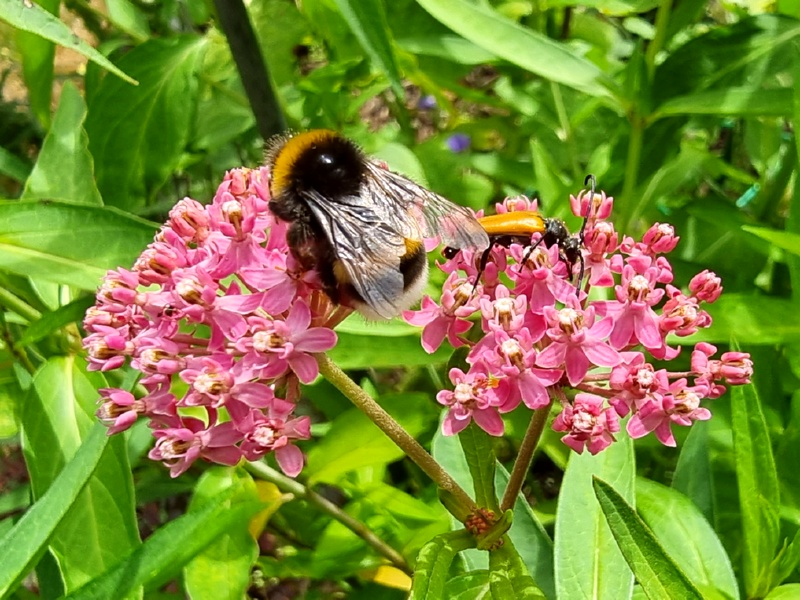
[[403, 273, 480, 353], [472, 329, 562, 410], [237, 300, 337, 384], [537, 300, 620, 386], [552, 393, 620, 455], [238, 400, 311, 477], [604, 265, 664, 351], [437, 368, 504, 436], [689, 270, 723, 303], [149, 419, 243, 477], [626, 380, 712, 446]]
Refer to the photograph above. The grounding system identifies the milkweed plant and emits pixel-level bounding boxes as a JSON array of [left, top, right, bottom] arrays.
[[84, 166, 753, 597]]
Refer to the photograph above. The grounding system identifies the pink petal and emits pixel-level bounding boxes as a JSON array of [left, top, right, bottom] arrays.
[[275, 445, 305, 477], [442, 411, 470, 436], [288, 353, 319, 384], [583, 340, 621, 368], [473, 408, 505, 436], [294, 328, 337, 352]]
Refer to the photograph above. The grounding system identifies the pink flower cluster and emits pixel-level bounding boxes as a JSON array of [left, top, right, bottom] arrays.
[[83, 168, 342, 477], [405, 193, 753, 454]]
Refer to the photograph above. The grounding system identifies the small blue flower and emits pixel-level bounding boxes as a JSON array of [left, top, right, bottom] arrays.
[[417, 95, 437, 110], [446, 133, 471, 153]]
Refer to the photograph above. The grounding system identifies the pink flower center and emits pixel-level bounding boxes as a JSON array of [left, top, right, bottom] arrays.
[[222, 199, 243, 232], [494, 298, 516, 328], [636, 368, 654, 388], [557, 308, 582, 334], [452, 282, 475, 311], [253, 330, 285, 352], [627, 275, 651, 303], [159, 438, 191, 459], [453, 383, 474, 406], [176, 276, 204, 304], [253, 424, 278, 447], [572, 411, 596, 432], [674, 391, 701, 414], [500, 338, 525, 369], [194, 372, 227, 395]]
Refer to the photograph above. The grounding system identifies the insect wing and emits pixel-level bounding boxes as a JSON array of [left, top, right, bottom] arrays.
[[363, 162, 490, 251], [300, 188, 409, 319]]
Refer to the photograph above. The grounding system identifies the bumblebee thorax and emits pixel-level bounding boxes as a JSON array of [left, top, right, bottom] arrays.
[[268, 130, 365, 199]]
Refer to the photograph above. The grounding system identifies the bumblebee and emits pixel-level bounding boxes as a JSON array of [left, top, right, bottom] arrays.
[[266, 130, 490, 319]]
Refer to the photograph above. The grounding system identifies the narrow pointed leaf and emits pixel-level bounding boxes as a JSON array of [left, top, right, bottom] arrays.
[[731, 382, 780, 597], [415, 0, 616, 99], [593, 478, 703, 600], [0, 0, 135, 84], [0, 425, 108, 598]]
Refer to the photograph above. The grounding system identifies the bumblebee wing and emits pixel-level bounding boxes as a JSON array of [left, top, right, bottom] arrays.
[[301, 189, 410, 319], [363, 162, 490, 251]]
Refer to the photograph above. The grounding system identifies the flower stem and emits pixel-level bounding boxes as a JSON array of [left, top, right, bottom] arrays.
[[500, 401, 553, 512], [246, 461, 410, 573], [316, 353, 478, 515]]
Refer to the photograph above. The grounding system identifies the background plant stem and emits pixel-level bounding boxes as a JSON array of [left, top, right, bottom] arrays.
[[316, 353, 478, 516]]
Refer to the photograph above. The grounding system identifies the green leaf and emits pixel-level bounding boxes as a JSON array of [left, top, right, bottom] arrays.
[[488, 539, 544, 599], [672, 421, 714, 524], [21, 83, 103, 205], [459, 424, 498, 511], [15, 296, 95, 349], [66, 492, 263, 599], [442, 571, 490, 599], [104, 0, 150, 41], [654, 88, 794, 119], [85, 36, 206, 209], [654, 15, 800, 103], [332, 0, 404, 99], [411, 530, 475, 600], [0, 145, 32, 182], [0, 0, 136, 85], [328, 331, 452, 369], [305, 393, 433, 484], [14, 0, 58, 128], [680, 294, 800, 345], [183, 468, 261, 600], [21, 357, 139, 591], [593, 478, 704, 600], [766, 584, 800, 599], [0, 200, 157, 290], [0, 424, 108, 599], [636, 479, 739, 600], [397, 34, 498, 65], [731, 382, 780, 597], [415, 0, 616, 99], [742, 225, 800, 256], [554, 438, 635, 600]]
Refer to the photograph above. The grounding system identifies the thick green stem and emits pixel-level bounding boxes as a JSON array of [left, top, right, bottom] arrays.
[[316, 353, 478, 515], [500, 402, 553, 512], [246, 461, 410, 573]]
